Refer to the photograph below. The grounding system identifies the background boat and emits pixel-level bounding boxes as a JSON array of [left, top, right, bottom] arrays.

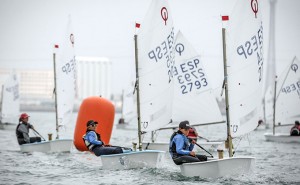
[[264, 56, 300, 143], [19, 17, 76, 153], [0, 71, 20, 125]]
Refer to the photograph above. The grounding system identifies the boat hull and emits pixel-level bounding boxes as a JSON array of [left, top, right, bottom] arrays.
[[100, 150, 165, 170], [264, 133, 300, 143], [180, 157, 255, 178], [142, 141, 222, 152], [20, 139, 73, 153]]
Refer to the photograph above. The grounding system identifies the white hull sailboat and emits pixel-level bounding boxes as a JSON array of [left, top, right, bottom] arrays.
[[179, 0, 264, 177], [180, 157, 255, 178], [264, 133, 300, 143], [100, 0, 177, 169], [264, 57, 300, 143], [20, 18, 76, 153], [101, 150, 164, 170], [20, 139, 73, 153]]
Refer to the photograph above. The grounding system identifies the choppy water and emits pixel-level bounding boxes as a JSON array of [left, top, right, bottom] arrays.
[[0, 111, 299, 185]]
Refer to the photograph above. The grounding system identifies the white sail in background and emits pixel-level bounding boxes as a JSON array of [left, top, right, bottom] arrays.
[[1, 71, 20, 124], [122, 83, 137, 122], [261, 0, 277, 127], [275, 57, 300, 125], [55, 17, 77, 128], [226, 0, 264, 137], [137, 0, 175, 132], [171, 31, 224, 125]]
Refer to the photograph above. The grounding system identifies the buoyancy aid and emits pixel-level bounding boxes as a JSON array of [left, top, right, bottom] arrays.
[[16, 123, 23, 139], [16, 122, 30, 139], [187, 128, 197, 139], [169, 130, 189, 158], [83, 130, 103, 151], [290, 126, 300, 136]]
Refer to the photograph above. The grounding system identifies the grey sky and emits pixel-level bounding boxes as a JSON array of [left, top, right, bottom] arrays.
[[0, 0, 299, 95]]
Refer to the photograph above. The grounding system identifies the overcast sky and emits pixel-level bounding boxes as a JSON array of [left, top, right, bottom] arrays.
[[0, 0, 299, 95]]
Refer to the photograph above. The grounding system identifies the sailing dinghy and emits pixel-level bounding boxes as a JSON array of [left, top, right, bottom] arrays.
[[180, 0, 264, 177], [20, 18, 75, 152], [264, 56, 300, 143], [100, 0, 178, 169]]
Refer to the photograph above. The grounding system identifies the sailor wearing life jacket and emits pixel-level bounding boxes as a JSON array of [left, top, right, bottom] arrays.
[[290, 120, 300, 136], [187, 127, 198, 143], [169, 121, 207, 165], [16, 113, 41, 145], [83, 120, 123, 156]]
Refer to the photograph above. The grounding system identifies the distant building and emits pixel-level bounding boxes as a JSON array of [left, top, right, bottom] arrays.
[[0, 57, 112, 111], [76, 56, 112, 101], [0, 69, 54, 100]]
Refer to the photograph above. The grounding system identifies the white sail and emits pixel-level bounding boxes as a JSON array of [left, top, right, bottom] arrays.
[[122, 82, 137, 122], [226, 0, 264, 137], [55, 17, 77, 128], [260, 0, 277, 128], [137, 0, 175, 132], [171, 31, 224, 125], [275, 56, 300, 125], [1, 71, 20, 124]]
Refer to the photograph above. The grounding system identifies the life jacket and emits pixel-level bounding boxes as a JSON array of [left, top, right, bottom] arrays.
[[16, 122, 27, 139], [169, 130, 189, 158], [187, 128, 197, 139], [290, 126, 300, 136], [82, 130, 103, 151]]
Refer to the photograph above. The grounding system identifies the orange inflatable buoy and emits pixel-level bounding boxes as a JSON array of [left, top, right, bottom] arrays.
[[73, 96, 115, 151]]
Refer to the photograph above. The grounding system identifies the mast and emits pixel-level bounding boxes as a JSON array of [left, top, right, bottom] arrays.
[[265, 0, 277, 127], [222, 28, 233, 157], [53, 47, 59, 139], [134, 34, 142, 151], [272, 79, 277, 135]]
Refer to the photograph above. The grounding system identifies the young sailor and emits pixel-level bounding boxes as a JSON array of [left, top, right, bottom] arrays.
[[83, 120, 123, 156], [290, 120, 300, 136], [16, 113, 41, 145], [169, 121, 207, 165], [187, 127, 198, 143]]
